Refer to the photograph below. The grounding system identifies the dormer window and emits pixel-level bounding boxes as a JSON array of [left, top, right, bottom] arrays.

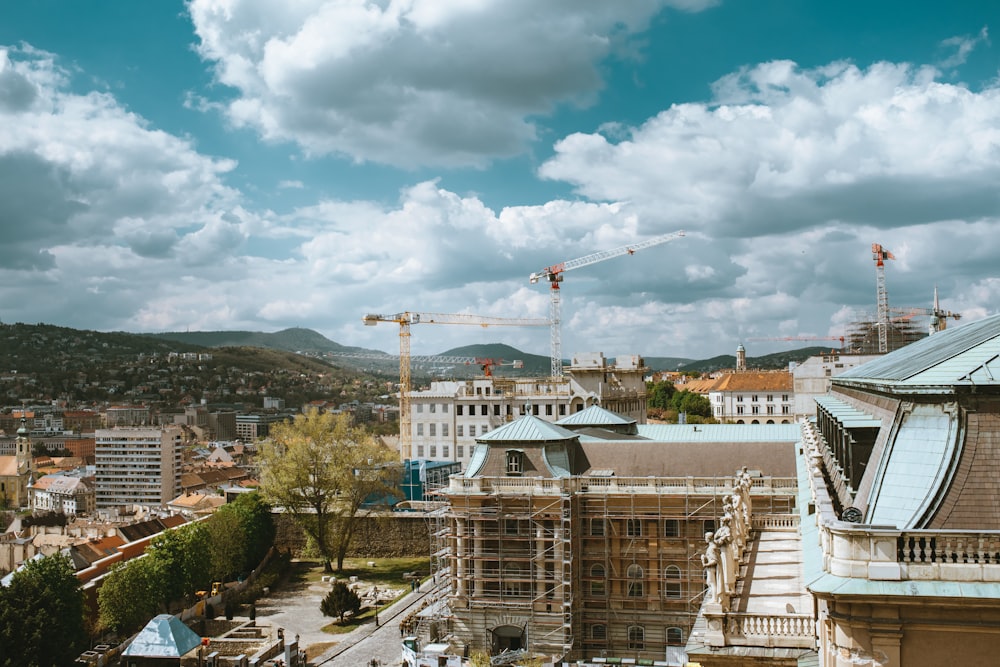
[[506, 449, 524, 476]]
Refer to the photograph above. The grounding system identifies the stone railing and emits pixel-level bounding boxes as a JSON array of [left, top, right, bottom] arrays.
[[718, 612, 816, 649], [751, 513, 799, 530], [447, 475, 797, 496]]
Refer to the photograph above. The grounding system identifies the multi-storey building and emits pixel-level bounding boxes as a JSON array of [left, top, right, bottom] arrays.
[[432, 406, 799, 663], [790, 352, 880, 417], [0, 418, 33, 509], [707, 371, 794, 424], [104, 405, 152, 427], [235, 413, 291, 441], [29, 474, 96, 516], [410, 352, 647, 467], [686, 312, 1000, 667], [94, 426, 183, 508]]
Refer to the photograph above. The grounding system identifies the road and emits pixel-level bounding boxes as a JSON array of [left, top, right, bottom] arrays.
[[311, 580, 437, 667]]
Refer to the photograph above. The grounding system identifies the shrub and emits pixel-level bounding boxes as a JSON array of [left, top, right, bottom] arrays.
[[320, 581, 361, 622]]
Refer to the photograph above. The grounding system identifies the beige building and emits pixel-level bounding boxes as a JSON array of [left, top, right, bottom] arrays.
[[0, 418, 32, 509], [686, 312, 1000, 667], [410, 352, 648, 467], [28, 475, 96, 516], [706, 371, 795, 424], [427, 407, 800, 663], [94, 426, 184, 508]]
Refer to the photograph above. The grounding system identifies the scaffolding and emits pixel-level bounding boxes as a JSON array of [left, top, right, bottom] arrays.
[[441, 476, 797, 661]]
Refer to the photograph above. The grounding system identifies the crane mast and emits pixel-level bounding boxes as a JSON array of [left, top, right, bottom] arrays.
[[871, 243, 895, 354], [530, 230, 685, 377], [362, 311, 548, 459]]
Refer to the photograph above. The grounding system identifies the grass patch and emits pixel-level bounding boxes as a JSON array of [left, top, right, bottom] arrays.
[[332, 557, 429, 586]]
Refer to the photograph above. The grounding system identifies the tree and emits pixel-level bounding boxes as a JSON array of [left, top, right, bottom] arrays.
[[0, 553, 87, 667], [320, 581, 361, 622], [147, 522, 212, 610], [646, 380, 676, 410], [208, 507, 245, 583], [258, 410, 398, 572], [671, 389, 712, 418], [97, 556, 164, 635], [224, 491, 275, 573]]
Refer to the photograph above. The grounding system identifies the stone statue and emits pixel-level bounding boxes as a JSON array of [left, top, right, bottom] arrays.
[[701, 531, 722, 604], [714, 515, 736, 597]]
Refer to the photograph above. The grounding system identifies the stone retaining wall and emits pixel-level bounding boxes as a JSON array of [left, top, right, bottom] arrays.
[[274, 512, 430, 558]]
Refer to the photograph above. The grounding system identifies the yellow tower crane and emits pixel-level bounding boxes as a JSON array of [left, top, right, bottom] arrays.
[[362, 311, 549, 460]]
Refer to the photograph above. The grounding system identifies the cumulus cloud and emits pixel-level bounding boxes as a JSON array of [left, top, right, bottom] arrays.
[[187, 0, 716, 168]]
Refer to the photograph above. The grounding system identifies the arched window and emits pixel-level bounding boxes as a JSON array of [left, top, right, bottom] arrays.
[[666, 626, 684, 645], [627, 625, 645, 650], [505, 449, 523, 475], [627, 563, 644, 597], [590, 564, 606, 596], [591, 624, 607, 640], [663, 565, 682, 598]]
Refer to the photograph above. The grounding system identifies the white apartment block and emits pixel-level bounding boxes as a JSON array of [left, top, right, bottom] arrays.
[[410, 352, 647, 467], [790, 353, 881, 417], [29, 475, 96, 516], [94, 426, 183, 508]]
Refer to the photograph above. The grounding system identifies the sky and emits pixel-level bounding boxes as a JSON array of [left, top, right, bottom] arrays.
[[2, 1, 999, 362]]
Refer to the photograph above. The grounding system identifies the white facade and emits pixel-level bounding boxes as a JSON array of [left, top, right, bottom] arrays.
[[94, 426, 183, 508], [29, 475, 96, 516], [791, 354, 880, 417], [409, 354, 647, 467], [706, 372, 795, 424]]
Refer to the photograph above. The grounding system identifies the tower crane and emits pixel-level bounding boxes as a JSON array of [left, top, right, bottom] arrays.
[[530, 230, 685, 377], [872, 243, 895, 353], [889, 287, 961, 334], [362, 311, 548, 459]]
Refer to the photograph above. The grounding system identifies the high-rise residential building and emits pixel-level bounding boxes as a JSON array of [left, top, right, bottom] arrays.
[[94, 426, 183, 508]]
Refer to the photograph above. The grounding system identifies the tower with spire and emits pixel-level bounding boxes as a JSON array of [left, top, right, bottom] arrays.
[[736, 343, 747, 372]]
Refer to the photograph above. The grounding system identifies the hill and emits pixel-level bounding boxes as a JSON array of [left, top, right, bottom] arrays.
[[677, 346, 833, 373], [147, 327, 374, 355]]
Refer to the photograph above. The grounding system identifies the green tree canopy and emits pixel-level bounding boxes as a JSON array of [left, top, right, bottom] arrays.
[[258, 410, 399, 571], [671, 389, 713, 418], [646, 380, 676, 410], [0, 553, 87, 667], [320, 581, 361, 622], [147, 522, 212, 611], [98, 556, 164, 635]]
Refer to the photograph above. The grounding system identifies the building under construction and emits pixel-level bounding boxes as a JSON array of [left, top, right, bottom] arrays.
[[844, 313, 927, 354], [413, 406, 799, 664]]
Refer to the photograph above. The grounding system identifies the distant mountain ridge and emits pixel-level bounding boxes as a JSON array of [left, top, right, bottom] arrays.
[[147, 327, 374, 355]]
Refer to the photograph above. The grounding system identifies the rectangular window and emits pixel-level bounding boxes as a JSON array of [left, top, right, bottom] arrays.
[[429, 403, 436, 413], [766, 394, 773, 402], [545, 404, 553, 416], [767, 405, 774, 415], [506, 451, 523, 475], [480, 405, 488, 416], [626, 518, 642, 537], [703, 519, 715, 534], [751, 395, 758, 402], [442, 424, 449, 436], [736, 406, 744, 415], [494, 405, 500, 416], [504, 519, 520, 535], [416, 423, 424, 436], [481, 425, 489, 435], [416, 404, 423, 413], [782, 394, 789, 402], [429, 445, 436, 457], [533, 405, 539, 416], [416, 445, 424, 457], [442, 404, 448, 413], [590, 519, 605, 536], [752, 405, 759, 414], [664, 519, 680, 538], [457, 405, 464, 416], [429, 424, 436, 436], [559, 405, 566, 416], [736, 395, 743, 402], [457, 445, 464, 458], [782, 405, 790, 414], [457, 425, 463, 437], [442, 445, 449, 457]]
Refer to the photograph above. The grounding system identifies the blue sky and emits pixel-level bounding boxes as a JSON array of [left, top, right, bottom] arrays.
[[1, 1, 999, 361]]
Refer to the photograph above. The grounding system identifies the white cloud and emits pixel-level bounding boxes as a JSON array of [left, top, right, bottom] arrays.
[[187, 0, 716, 167], [938, 26, 989, 69]]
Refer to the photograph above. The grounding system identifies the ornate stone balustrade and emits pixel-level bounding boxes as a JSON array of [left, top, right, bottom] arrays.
[[446, 475, 797, 496], [718, 612, 816, 648]]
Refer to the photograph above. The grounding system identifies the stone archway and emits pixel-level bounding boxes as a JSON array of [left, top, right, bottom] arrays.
[[489, 624, 526, 654]]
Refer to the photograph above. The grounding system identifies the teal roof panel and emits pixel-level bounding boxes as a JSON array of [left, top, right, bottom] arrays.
[[637, 423, 801, 442], [477, 415, 577, 443], [123, 614, 201, 657], [556, 405, 635, 427], [866, 404, 958, 528]]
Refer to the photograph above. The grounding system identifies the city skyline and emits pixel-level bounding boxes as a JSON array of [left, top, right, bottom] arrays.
[[1, 1, 999, 360]]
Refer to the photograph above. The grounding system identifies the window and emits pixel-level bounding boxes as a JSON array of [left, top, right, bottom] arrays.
[[505, 519, 521, 535], [429, 403, 436, 413], [626, 518, 642, 537], [766, 394, 773, 402], [559, 405, 566, 416], [751, 395, 758, 402], [627, 564, 644, 597], [429, 445, 437, 457], [442, 424, 449, 437], [442, 404, 448, 413], [457, 445, 464, 458], [416, 404, 423, 413], [664, 519, 680, 538], [666, 627, 684, 646], [481, 425, 489, 435], [416, 445, 424, 457], [480, 405, 488, 416], [591, 624, 607, 640], [590, 564, 606, 596], [590, 518, 605, 536], [767, 405, 774, 414], [494, 405, 501, 416], [416, 423, 424, 436], [457, 405, 464, 416], [782, 405, 790, 414], [457, 425, 463, 437], [703, 519, 715, 534], [736, 406, 744, 415], [664, 565, 682, 598], [545, 404, 553, 416], [532, 404, 539, 416], [506, 450, 523, 475], [751, 405, 759, 414], [503, 563, 526, 597], [429, 424, 436, 436], [736, 395, 743, 402], [627, 625, 645, 650], [782, 394, 789, 402]]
